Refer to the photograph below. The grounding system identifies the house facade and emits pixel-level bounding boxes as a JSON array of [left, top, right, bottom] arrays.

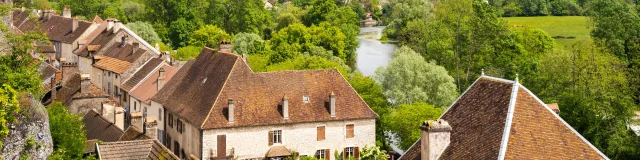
[[151, 48, 378, 159]]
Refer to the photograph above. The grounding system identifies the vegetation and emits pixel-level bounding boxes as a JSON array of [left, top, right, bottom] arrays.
[[48, 102, 87, 159], [503, 16, 590, 47], [382, 102, 443, 150], [0, 84, 20, 149], [126, 21, 162, 44]]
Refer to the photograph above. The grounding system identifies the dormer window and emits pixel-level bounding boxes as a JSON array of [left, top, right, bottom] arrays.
[[303, 96, 310, 103]]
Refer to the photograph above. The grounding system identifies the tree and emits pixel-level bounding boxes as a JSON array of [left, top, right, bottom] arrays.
[[168, 18, 199, 48], [126, 21, 162, 44], [303, 0, 338, 26], [527, 41, 640, 159], [48, 102, 87, 159], [224, 0, 273, 35], [375, 46, 458, 108], [175, 46, 202, 61], [122, 1, 146, 22], [0, 84, 20, 149], [189, 25, 231, 48], [382, 102, 443, 150], [232, 33, 266, 55], [347, 73, 391, 149], [359, 145, 390, 160]]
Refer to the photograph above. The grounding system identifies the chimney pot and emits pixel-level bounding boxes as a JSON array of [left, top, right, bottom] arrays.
[[420, 119, 452, 160], [63, 6, 71, 18], [330, 92, 336, 117], [228, 99, 234, 123], [282, 95, 289, 120]]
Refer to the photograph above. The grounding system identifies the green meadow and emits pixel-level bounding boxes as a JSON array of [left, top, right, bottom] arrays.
[[503, 16, 591, 48]]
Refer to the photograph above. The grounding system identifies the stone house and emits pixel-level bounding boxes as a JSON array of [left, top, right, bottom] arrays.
[[120, 57, 178, 141], [151, 47, 379, 160], [399, 75, 609, 160], [12, 8, 99, 63]]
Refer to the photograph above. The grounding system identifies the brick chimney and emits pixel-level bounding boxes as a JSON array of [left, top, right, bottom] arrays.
[[81, 73, 91, 95], [420, 119, 452, 160], [157, 68, 165, 91], [330, 92, 336, 117], [72, 16, 78, 32], [113, 20, 121, 34], [228, 99, 234, 123], [63, 6, 71, 18], [282, 95, 289, 120], [107, 19, 114, 31]]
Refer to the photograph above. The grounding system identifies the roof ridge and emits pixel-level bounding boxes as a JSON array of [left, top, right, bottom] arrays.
[[200, 57, 240, 128], [127, 59, 165, 92], [255, 68, 339, 74], [518, 86, 610, 159], [497, 80, 519, 160]]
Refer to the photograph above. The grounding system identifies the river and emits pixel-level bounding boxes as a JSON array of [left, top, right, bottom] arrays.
[[355, 26, 398, 76], [355, 26, 406, 154]]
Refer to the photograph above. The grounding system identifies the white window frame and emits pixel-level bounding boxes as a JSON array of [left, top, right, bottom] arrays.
[[273, 130, 282, 144], [316, 149, 326, 159], [345, 147, 355, 157]]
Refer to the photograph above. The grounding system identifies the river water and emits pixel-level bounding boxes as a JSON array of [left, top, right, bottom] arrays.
[[355, 26, 406, 154], [355, 26, 398, 76]]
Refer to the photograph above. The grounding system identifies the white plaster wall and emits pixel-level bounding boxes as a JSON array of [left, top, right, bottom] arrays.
[[60, 43, 74, 62], [201, 119, 376, 159], [165, 113, 201, 159], [149, 101, 164, 131], [78, 56, 92, 74]]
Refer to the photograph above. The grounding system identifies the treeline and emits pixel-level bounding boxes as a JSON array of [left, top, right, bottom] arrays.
[[383, 0, 640, 159], [487, 0, 639, 16]]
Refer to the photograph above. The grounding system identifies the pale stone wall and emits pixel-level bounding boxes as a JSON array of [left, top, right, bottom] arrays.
[[165, 112, 201, 159], [60, 43, 74, 62], [67, 97, 110, 115], [78, 56, 92, 74], [201, 119, 376, 160], [149, 101, 164, 131]]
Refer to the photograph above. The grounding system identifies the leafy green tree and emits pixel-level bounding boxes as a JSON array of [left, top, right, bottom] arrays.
[[224, 0, 273, 35], [382, 0, 435, 39], [359, 145, 390, 160], [122, 1, 146, 22], [266, 56, 348, 74], [175, 46, 203, 61], [189, 25, 231, 48], [303, 0, 338, 26], [48, 102, 87, 159], [382, 102, 443, 150], [527, 41, 640, 159], [0, 84, 20, 149], [168, 18, 199, 48], [347, 73, 391, 149], [232, 33, 266, 55], [375, 46, 458, 108], [126, 21, 162, 44]]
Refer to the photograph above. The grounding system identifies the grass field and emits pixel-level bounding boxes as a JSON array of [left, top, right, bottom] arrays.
[[503, 16, 591, 48]]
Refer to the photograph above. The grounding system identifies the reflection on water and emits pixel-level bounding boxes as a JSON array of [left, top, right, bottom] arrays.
[[355, 26, 398, 76]]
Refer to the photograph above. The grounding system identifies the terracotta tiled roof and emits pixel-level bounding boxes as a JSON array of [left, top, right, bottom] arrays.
[[37, 45, 56, 53], [399, 77, 608, 160], [97, 139, 179, 160], [93, 56, 131, 74], [83, 110, 124, 142], [118, 126, 151, 141], [92, 15, 103, 23], [101, 42, 148, 63], [87, 45, 100, 52], [129, 63, 178, 104], [75, 22, 119, 57], [121, 58, 165, 92], [12, 10, 92, 43], [152, 47, 378, 129]]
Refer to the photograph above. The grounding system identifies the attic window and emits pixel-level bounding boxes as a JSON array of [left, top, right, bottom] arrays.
[[303, 96, 310, 103], [202, 78, 207, 84]]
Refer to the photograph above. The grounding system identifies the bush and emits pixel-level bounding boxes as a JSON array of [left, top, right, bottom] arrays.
[[175, 46, 203, 61]]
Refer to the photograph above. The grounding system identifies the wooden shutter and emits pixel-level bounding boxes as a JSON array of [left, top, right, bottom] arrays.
[[268, 131, 274, 146], [346, 124, 354, 138], [354, 147, 359, 160], [343, 148, 347, 160], [317, 126, 325, 141], [217, 135, 226, 157], [325, 149, 331, 160]]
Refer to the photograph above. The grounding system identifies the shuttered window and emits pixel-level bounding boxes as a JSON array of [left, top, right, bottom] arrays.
[[343, 147, 360, 160], [346, 124, 354, 138], [317, 126, 325, 141], [268, 130, 282, 146], [217, 135, 226, 157]]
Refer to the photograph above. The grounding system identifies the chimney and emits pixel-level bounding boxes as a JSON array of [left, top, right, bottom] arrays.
[[228, 99, 234, 123], [43, 9, 51, 20], [157, 68, 166, 91], [81, 73, 91, 95], [155, 43, 160, 51], [330, 92, 336, 117], [107, 19, 114, 31], [142, 111, 147, 135], [63, 6, 71, 18], [114, 107, 125, 130], [72, 16, 78, 32], [164, 51, 171, 62], [132, 42, 140, 53], [145, 117, 158, 139], [120, 35, 128, 47], [282, 95, 289, 120], [130, 112, 143, 130], [78, 40, 86, 50], [420, 119, 452, 160], [113, 20, 121, 34], [50, 77, 57, 101]]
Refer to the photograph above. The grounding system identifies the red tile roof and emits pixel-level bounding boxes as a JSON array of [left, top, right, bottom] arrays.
[[12, 10, 93, 43], [399, 77, 608, 160], [83, 110, 124, 142], [93, 56, 131, 74], [97, 139, 179, 160], [121, 58, 165, 91], [129, 63, 177, 104], [152, 47, 378, 129]]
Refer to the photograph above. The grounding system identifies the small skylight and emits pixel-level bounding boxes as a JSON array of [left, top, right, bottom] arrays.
[[303, 96, 310, 103], [202, 78, 207, 84]]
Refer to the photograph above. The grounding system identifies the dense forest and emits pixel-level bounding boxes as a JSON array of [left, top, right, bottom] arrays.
[[2, 0, 640, 159]]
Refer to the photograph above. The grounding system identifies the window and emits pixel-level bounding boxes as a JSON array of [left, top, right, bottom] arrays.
[[315, 149, 330, 160], [143, 107, 147, 116], [268, 130, 282, 145], [134, 101, 137, 111], [174, 141, 180, 157], [177, 119, 183, 133], [346, 124, 354, 138], [166, 136, 172, 149], [317, 126, 325, 141], [345, 147, 355, 157], [303, 96, 310, 103], [158, 108, 162, 121], [168, 114, 173, 128]]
